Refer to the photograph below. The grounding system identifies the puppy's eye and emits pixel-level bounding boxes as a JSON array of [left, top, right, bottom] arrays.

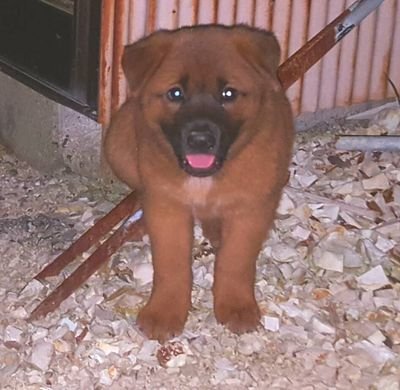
[[166, 87, 185, 102], [221, 87, 238, 103]]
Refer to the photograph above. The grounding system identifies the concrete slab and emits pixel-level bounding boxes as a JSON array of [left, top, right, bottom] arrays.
[[0, 72, 102, 177]]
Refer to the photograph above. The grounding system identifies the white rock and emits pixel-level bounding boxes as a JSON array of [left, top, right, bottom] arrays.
[[373, 296, 394, 308], [353, 340, 396, 365], [375, 235, 395, 252], [31, 327, 49, 342], [312, 317, 336, 335], [279, 263, 294, 279], [214, 357, 235, 371], [53, 339, 73, 353], [59, 317, 78, 332], [342, 248, 364, 268], [29, 340, 54, 371], [3, 325, 23, 347], [271, 243, 298, 263], [362, 173, 390, 191], [237, 334, 263, 356], [99, 366, 119, 386], [293, 150, 309, 165], [193, 224, 204, 240], [314, 250, 344, 272], [325, 352, 340, 368], [193, 265, 213, 288], [95, 341, 121, 356], [296, 172, 318, 188], [374, 107, 400, 133], [277, 192, 295, 215], [376, 221, 400, 238], [360, 158, 382, 177], [81, 208, 94, 223], [279, 301, 303, 318], [280, 325, 308, 341], [0, 348, 20, 377], [261, 316, 280, 332], [10, 306, 28, 319], [136, 340, 159, 363], [267, 301, 283, 316], [312, 205, 340, 221], [280, 302, 314, 322], [368, 330, 386, 345], [374, 375, 400, 390], [362, 239, 386, 262], [332, 182, 354, 195], [356, 265, 390, 291], [134, 262, 153, 285], [393, 184, 400, 203], [292, 225, 311, 241], [18, 279, 45, 299], [293, 203, 313, 220], [314, 230, 364, 270]]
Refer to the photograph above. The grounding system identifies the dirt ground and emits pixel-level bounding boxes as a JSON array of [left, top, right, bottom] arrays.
[[0, 119, 399, 389]]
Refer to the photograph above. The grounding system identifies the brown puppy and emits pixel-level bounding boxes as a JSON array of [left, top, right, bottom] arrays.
[[104, 25, 294, 342]]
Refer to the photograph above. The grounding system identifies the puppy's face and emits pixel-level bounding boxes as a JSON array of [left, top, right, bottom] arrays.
[[123, 25, 282, 177]]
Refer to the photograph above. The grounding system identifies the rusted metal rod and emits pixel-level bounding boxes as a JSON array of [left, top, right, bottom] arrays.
[[29, 0, 384, 320], [278, 0, 384, 90], [336, 135, 400, 151], [34, 191, 139, 279], [30, 204, 144, 320]]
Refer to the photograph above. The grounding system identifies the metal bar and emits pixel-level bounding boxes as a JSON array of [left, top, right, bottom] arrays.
[[278, 0, 384, 90], [34, 192, 139, 279], [111, 0, 130, 114], [98, 0, 115, 125], [30, 208, 144, 321], [336, 135, 400, 151], [335, 0, 385, 42]]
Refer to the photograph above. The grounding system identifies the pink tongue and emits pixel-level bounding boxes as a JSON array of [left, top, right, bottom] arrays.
[[186, 154, 216, 169]]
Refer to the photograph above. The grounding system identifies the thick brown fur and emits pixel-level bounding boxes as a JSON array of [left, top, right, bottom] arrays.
[[104, 25, 294, 342]]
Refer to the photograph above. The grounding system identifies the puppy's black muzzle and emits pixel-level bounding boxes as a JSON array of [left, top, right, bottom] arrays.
[[161, 95, 241, 177], [182, 120, 221, 155]]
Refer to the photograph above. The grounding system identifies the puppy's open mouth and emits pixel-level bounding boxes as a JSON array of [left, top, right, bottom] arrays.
[[182, 153, 221, 177], [186, 154, 215, 169]]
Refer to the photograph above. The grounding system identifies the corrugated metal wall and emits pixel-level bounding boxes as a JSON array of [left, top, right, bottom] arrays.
[[99, 0, 400, 125]]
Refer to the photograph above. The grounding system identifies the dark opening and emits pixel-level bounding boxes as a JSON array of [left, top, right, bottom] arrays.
[[0, 0, 101, 119]]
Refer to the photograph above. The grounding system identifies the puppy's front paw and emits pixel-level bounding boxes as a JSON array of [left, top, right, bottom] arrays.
[[215, 299, 261, 334], [137, 300, 189, 343]]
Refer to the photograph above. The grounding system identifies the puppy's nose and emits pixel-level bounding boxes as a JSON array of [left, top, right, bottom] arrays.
[[183, 120, 220, 153], [187, 130, 216, 151]]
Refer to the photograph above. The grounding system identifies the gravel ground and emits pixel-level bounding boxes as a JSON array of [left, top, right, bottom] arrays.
[[0, 115, 400, 389]]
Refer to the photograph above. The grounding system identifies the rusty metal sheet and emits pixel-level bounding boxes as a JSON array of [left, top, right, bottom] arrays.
[[98, 0, 399, 124], [111, 0, 130, 113], [98, 0, 115, 125], [369, 0, 397, 101]]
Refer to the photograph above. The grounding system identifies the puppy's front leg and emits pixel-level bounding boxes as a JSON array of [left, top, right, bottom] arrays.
[[213, 203, 277, 334], [137, 198, 193, 343]]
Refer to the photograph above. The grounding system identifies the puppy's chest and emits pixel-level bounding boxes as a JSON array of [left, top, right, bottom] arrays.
[[183, 177, 216, 209], [181, 177, 247, 217]]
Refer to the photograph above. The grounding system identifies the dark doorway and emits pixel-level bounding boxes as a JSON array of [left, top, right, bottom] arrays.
[[0, 0, 101, 118]]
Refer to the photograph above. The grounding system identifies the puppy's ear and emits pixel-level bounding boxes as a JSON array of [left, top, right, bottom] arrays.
[[122, 31, 173, 93], [234, 27, 281, 78]]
